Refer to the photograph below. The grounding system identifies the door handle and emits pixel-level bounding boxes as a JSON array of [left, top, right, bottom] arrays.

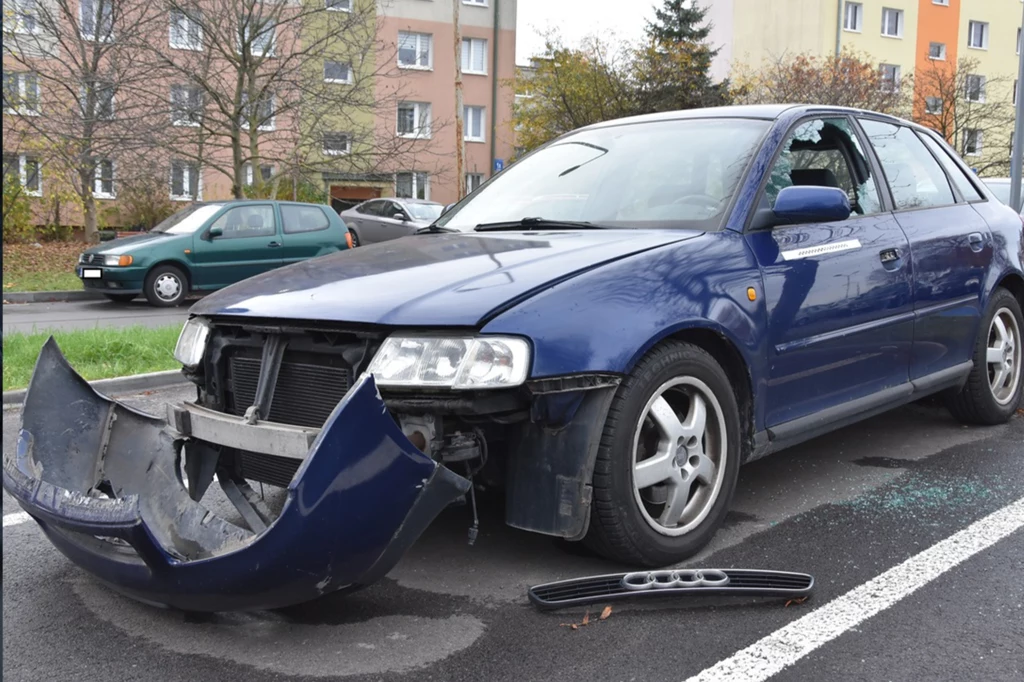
[[879, 247, 902, 264], [267, 241, 281, 248], [967, 232, 985, 252]]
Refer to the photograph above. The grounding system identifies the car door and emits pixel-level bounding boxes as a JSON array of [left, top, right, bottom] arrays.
[[857, 119, 993, 383], [374, 200, 413, 242], [191, 204, 284, 288], [279, 204, 338, 265], [745, 115, 915, 429], [355, 200, 388, 243]]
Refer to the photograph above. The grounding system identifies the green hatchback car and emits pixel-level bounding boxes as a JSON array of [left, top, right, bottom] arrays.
[[77, 200, 352, 306]]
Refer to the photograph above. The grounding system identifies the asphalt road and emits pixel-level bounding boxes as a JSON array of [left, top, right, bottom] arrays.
[[3, 387, 1022, 681], [2, 299, 192, 334]]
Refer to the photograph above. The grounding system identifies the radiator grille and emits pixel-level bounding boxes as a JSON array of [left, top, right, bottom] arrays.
[[227, 355, 351, 429], [238, 452, 301, 488]]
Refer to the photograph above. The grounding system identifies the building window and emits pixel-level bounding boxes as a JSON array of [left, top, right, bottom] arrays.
[[169, 9, 203, 50], [398, 32, 432, 69], [843, 2, 862, 32], [171, 84, 202, 126], [965, 74, 986, 102], [967, 21, 988, 49], [326, 0, 351, 11], [322, 132, 351, 155], [881, 8, 903, 37], [240, 20, 275, 56], [324, 60, 352, 84], [462, 38, 487, 74], [932, 0, 948, 5], [80, 0, 114, 42], [3, 72, 41, 115], [3, 154, 41, 196], [243, 163, 273, 185], [925, 97, 943, 115], [397, 101, 431, 138], [464, 105, 485, 142], [466, 173, 484, 193], [396, 172, 428, 200], [879, 63, 901, 92], [240, 91, 275, 131], [463, 0, 488, 5], [1017, 28, 1021, 55], [9, 0, 39, 34], [94, 159, 115, 198], [170, 160, 201, 200], [81, 81, 115, 120], [1015, 80, 1019, 106], [928, 42, 946, 60], [964, 129, 982, 156]]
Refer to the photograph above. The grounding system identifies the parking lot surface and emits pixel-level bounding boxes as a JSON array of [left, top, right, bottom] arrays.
[[3, 386, 1022, 681]]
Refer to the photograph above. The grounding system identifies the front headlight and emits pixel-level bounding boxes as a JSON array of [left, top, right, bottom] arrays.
[[174, 317, 210, 368], [103, 254, 133, 266], [367, 336, 530, 389]]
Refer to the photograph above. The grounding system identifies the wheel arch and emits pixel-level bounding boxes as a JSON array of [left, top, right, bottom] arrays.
[[146, 259, 193, 290], [997, 271, 1024, 310]]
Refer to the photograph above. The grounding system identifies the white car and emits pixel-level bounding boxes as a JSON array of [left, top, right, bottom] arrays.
[[983, 178, 1024, 215]]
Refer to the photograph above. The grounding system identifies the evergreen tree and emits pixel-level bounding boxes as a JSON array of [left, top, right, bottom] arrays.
[[646, 0, 715, 48]]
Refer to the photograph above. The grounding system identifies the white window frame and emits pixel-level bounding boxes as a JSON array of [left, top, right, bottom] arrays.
[[170, 84, 202, 127], [881, 8, 903, 38], [322, 132, 351, 156], [3, 72, 41, 116], [843, 2, 862, 32], [324, 60, 353, 84], [924, 97, 943, 115], [464, 105, 485, 142], [397, 31, 433, 70], [879, 63, 901, 92], [932, 0, 948, 5], [10, 0, 40, 34], [93, 158, 115, 198], [463, 0, 488, 6], [964, 129, 983, 156], [240, 91, 275, 131], [5, 154, 42, 196], [169, 9, 203, 51], [965, 74, 986, 103], [967, 21, 988, 50], [325, 0, 351, 11], [240, 20, 276, 57], [243, 162, 274, 185], [466, 172, 484, 193], [169, 160, 202, 201], [80, 0, 114, 42], [928, 42, 946, 60], [81, 81, 115, 120], [397, 101, 431, 139], [395, 171, 429, 200], [462, 37, 488, 74]]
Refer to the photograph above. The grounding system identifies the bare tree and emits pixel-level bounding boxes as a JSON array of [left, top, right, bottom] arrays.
[[914, 56, 1016, 176], [3, 0, 168, 241]]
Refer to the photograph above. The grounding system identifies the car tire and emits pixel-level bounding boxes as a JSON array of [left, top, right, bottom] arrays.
[[348, 229, 360, 247], [103, 294, 136, 304], [583, 341, 741, 567], [945, 287, 1023, 425], [143, 264, 188, 307]]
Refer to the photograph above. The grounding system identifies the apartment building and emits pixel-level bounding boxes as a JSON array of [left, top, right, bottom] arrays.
[[706, 0, 1022, 173], [2, 0, 517, 229]]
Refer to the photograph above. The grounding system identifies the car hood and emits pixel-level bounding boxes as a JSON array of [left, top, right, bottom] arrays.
[[190, 230, 700, 327], [84, 232, 185, 255]]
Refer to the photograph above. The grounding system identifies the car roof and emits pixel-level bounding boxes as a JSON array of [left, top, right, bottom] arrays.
[[392, 198, 442, 206]]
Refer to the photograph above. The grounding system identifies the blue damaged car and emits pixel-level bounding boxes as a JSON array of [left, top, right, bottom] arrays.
[[6, 105, 1023, 611]]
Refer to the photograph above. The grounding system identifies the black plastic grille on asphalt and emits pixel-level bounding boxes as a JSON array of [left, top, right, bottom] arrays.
[[528, 569, 814, 610]]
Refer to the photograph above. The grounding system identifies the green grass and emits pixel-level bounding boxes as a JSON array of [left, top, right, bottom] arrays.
[[3, 325, 182, 391], [3, 241, 84, 293], [4, 269, 82, 292]]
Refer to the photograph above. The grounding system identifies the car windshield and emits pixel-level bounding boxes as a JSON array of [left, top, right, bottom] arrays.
[[406, 203, 444, 221], [151, 204, 225, 234], [436, 118, 770, 232]]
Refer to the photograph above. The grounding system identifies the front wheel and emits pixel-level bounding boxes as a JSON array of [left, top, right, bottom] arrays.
[[143, 265, 188, 307], [946, 288, 1023, 424], [584, 341, 741, 566]]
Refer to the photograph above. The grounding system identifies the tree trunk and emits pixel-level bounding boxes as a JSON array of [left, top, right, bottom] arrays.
[[81, 169, 98, 243]]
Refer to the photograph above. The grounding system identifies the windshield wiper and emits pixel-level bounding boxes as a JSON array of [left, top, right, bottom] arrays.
[[474, 217, 609, 232], [415, 224, 458, 234]]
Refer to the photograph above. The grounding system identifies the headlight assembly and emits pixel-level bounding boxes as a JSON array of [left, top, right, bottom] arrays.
[[367, 336, 530, 389], [103, 255, 133, 266], [173, 317, 210, 368]]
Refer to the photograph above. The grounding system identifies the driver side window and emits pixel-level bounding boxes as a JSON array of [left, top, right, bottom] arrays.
[[209, 205, 276, 239], [765, 117, 883, 216]]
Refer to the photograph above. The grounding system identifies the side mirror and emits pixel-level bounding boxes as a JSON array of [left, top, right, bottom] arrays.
[[207, 226, 223, 239], [772, 186, 851, 226], [441, 203, 456, 216], [393, 212, 408, 221]]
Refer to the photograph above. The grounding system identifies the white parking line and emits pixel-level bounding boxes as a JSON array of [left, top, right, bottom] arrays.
[[3, 512, 32, 527], [685, 496, 1024, 682]]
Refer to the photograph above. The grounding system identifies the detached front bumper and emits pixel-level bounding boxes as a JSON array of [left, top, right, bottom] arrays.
[[2, 338, 470, 612]]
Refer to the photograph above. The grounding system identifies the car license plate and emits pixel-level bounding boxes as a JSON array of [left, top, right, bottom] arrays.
[[81, 268, 102, 279]]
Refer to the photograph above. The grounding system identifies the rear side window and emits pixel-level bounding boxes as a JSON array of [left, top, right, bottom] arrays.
[[358, 200, 382, 216], [858, 119, 956, 211], [282, 205, 331, 234], [916, 132, 985, 202]]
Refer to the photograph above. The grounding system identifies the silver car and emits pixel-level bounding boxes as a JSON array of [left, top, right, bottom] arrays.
[[983, 178, 1024, 215], [339, 198, 445, 245]]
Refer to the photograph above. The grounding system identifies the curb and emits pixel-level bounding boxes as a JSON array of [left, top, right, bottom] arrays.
[[3, 290, 102, 304], [3, 369, 188, 407]]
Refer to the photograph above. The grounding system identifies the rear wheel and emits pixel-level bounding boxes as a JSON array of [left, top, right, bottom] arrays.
[[103, 294, 136, 304], [143, 265, 188, 307], [348, 229, 360, 247], [584, 341, 741, 566], [945, 288, 1023, 424]]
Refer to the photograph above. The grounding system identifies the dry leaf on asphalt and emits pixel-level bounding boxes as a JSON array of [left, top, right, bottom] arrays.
[[600, 606, 613, 620], [785, 597, 809, 608]]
